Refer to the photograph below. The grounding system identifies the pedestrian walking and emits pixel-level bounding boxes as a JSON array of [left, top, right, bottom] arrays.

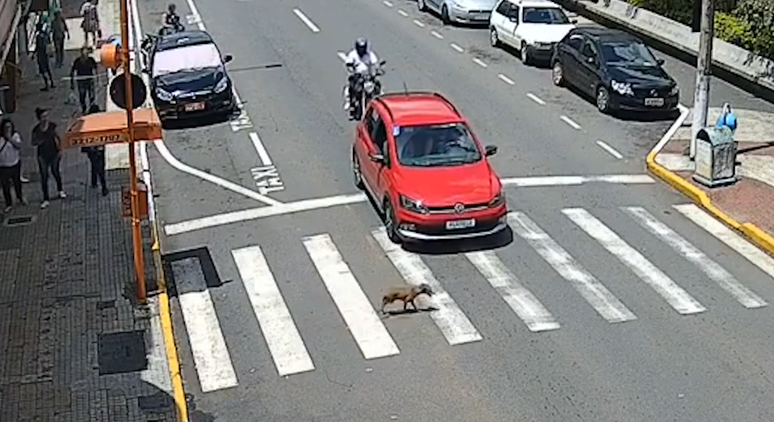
[[70, 46, 98, 113], [80, 0, 101, 47], [51, 10, 70, 68], [31, 108, 66, 209], [0, 118, 26, 212], [81, 104, 108, 195], [33, 22, 55, 91]]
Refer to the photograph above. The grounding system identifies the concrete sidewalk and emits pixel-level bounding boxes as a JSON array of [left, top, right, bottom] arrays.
[[0, 4, 176, 422], [649, 107, 774, 254]]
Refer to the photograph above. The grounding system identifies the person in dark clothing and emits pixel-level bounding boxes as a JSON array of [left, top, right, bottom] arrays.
[[34, 22, 55, 91], [51, 10, 70, 68], [81, 104, 108, 195], [31, 108, 66, 209], [71, 47, 98, 113]]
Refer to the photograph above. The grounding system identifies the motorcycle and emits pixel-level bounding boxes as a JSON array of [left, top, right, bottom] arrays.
[[343, 60, 386, 121], [158, 14, 185, 36]]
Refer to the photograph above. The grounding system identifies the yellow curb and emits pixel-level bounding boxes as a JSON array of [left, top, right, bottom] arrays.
[[646, 150, 774, 257], [151, 223, 190, 422]]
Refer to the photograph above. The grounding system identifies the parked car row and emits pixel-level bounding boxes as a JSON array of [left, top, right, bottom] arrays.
[[418, 0, 680, 115]]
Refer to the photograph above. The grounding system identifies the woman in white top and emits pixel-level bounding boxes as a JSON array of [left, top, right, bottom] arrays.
[[0, 118, 26, 212]]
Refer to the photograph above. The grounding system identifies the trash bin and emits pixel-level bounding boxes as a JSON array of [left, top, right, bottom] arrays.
[[692, 126, 737, 187]]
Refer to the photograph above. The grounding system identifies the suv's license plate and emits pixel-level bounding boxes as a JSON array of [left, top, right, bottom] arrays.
[[185, 102, 205, 111], [446, 219, 476, 230], [645, 98, 664, 107]]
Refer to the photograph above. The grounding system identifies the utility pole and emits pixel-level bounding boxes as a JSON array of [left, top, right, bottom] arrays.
[[690, 0, 714, 160]]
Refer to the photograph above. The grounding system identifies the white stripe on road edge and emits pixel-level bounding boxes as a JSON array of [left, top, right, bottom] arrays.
[[185, 0, 206, 30], [497, 74, 515, 85], [526, 93, 546, 105], [303, 234, 401, 359], [450, 43, 464, 53], [383, 0, 393, 6], [466, 251, 559, 332], [431, 31, 443, 39], [413, 19, 426, 27], [232, 246, 315, 377], [675, 204, 774, 283], [292, 8, 321, 33], [337, 51, 347, 62], [596, 140, 623, 159], [249, 132, 273, 166], [170, 258, 238, 392], [153, 141, 282, 206], [507, 212, 636, 323], [398, 9, 409, 17], [560, 115, 582, 130], [373, 228, 483, 345], [625, 207, 767, 309], [472, 58, 488, 68], [162, 174, 656, 235], [563, 208, 706, 315]]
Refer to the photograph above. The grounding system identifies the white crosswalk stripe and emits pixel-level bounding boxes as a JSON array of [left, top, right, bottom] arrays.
[[170, 258, 238, 392], [466, 251, 560, 332], [372, 227, 484, 345], [507, 212, 637, 323], [563, 208, 706, 315], [172, 205, 774, 389], [625, 207, 767, 309], [303, 234, 401, 360], [232, 246, 315, 377]]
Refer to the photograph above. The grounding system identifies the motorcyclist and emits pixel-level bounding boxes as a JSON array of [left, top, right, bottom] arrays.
[[344, 37, 381, 113], [161, 4, 182, 32]]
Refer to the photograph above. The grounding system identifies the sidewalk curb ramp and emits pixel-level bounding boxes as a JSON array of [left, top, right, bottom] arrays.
[[646, 105, 774, 258]]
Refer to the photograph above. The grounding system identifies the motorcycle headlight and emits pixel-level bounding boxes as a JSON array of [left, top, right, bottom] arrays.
[[399, 195, 428, 214], [214, 77, 229, 93], [669, 84, 679, 96], [489, 190, 505, 207], [155, 87, 173, 102], [363, 80, 375, 93], [610, 80, 634, 96]]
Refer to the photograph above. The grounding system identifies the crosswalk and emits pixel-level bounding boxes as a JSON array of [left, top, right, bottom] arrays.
[[170, 204, 774, 393]]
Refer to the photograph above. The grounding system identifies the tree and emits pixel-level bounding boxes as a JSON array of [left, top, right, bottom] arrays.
[[732, 0, 774, 58]]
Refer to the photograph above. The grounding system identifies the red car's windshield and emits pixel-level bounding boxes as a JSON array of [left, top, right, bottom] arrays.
[[394, 123, 482, 167]]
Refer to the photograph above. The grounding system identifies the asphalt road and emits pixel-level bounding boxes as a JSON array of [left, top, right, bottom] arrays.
[[133, 0, 774, 421]]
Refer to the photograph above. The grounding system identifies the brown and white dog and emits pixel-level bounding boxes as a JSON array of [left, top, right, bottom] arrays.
[[381, 283, 434, 313]]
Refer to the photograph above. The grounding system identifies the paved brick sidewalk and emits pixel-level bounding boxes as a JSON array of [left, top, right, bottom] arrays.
[[0, 13, 176, 422], [655, 107, 774, 237]]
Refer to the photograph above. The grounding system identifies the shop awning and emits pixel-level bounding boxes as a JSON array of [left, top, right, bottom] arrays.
[[63, 108, 162, 148]]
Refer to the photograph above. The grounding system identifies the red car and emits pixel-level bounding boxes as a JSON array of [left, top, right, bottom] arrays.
[[351, 91, 508, 243]]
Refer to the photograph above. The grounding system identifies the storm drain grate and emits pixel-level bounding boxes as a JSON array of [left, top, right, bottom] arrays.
[[97, 330, 148, 375], [3, 215, 35, 227]]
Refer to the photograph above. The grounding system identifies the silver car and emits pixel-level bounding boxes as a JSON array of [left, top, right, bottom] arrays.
[[418, 0, 499, 25]]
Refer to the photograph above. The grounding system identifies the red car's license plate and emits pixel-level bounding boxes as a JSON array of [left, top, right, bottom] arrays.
[[185, 102, 205, 111], [446, 219, 476, 230]]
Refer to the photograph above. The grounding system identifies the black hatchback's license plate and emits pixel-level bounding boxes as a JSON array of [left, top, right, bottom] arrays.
[[645, 98, 664, 107]]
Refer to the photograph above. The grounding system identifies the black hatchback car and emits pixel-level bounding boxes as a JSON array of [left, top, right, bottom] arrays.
[[550, 28, 679, 114], [145, 30, 237, 122]]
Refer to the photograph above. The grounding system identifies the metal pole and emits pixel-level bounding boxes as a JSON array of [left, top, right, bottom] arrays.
[[120, 0, 146, 303], [690, 0, 714, 160]]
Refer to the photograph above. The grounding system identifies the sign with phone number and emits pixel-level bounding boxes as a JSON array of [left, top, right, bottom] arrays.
[[67, 133, 125, 148]]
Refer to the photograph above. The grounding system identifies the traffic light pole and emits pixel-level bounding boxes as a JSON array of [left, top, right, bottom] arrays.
[[120, 0, 147, 303], [690, 0, 714, 160]]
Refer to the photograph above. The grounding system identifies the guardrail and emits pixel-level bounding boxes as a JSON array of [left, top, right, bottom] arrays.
[[558, 0, 774, 98]]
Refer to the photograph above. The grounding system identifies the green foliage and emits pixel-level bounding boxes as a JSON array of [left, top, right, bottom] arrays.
[[714, 12, 754, 48], [732, 0, 774, 59]]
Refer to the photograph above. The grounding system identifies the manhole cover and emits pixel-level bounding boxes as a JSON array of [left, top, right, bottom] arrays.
[[97, 330, 148, 375], [3, 215, 35, 227]]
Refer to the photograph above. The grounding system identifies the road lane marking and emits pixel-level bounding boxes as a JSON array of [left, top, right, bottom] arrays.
[[162, 175, 657, 234], [466, 251, 559, 332], [232, 246, 315, 377], [170, 258, 238, 392], [560, 115, 582, 130], [303, 234, 401, 359], [337, 51, 347, 62], [249, 132, 272, 166], [675, 204, 774, 282], [413, 19, 425, 27], [526, 93, 545, 105], [292, 8, 320, 32], [184, 0, 206, 30], [472, 58, 488, 68], [497, 74, 515, 85], [153, 141, 282, 206], [507, 212, 637, 323], [625, 207, 767, 309], [596, 140, 623, 159], [373, 228, 483, 345], [563, 208, 706, 315], [383, 0, 393, 6], [431, 30, 443, 39], [450, 43, 464, 53], [397, 9, 409, 17]]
